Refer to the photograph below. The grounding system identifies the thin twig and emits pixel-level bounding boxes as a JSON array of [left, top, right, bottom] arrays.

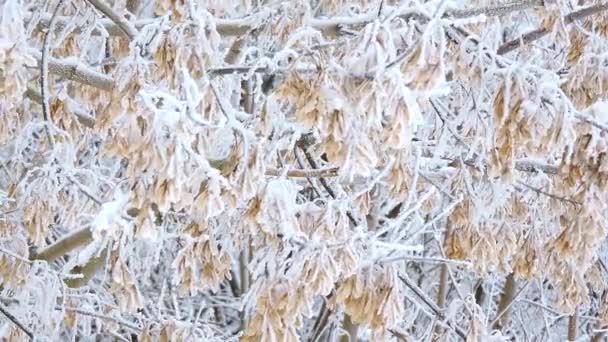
[[85, 0, 138, 40], [61, 305, 140, 331], [40, 0, 65, 148], [398, 274, 467, 339], [568, 306, 578, 341], [265, 167, 340, 178], [515, 181, 581, 206], [575, 114, 608, 133], [297, 146, 358, 226], [448, 0, 543, 19], [0, 302, 33, 340], [490, 277, 531, 328]]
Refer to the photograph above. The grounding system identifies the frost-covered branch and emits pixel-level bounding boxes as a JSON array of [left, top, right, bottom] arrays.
[[398, 274, 467, 339], [448, 0, 544, 19], [265, 166, 339, 178], [0, 303, 34, 340], [39, 0, 65, 148], [498, 2, 608, 54], [30, 51, 115, 91], [85, 0, 138, 40]]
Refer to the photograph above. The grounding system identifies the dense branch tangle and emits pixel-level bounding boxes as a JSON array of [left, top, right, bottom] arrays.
[[2, 0, 608, 341]]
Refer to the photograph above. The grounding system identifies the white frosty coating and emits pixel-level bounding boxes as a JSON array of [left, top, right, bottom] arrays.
[[91, 190, 129, 240]]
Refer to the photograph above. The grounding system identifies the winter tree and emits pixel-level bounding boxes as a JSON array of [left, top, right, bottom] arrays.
[[2, 0, 608, 340]]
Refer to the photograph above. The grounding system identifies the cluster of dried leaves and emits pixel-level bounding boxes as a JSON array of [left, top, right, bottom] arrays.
[[2, 0, 608, 341]]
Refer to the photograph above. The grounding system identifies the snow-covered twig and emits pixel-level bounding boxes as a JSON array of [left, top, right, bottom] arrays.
[[265, 166, 339, 178], [498, 3, 608, 54], [448, 0, 543, 19], [398, 274, 467, 339], [40, 0, 65, 148], [31, 50, 115, 91], [85, 0, 138, 40], [61, 305, 140, 331], [0, 303, 34, 340]]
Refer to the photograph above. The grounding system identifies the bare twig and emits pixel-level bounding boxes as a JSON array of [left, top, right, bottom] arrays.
[[0, 302, 33, 340], [398, 274, 467, 339], [515, 181, 581, 206], [491, 275, 530, 329], [85, 0, 138, 40], [568, 307, 578, 341]]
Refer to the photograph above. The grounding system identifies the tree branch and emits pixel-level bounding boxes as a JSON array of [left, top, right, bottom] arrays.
[[0, 302, 34, 340], [85, 0, 138, 40], [64, 246, 109, 288], [498, 3, 608, 55], [568, 307, 578, 341], [29, 227, 92, 262], [39, 0, 65, 148], [31, 50, 115, 91], [491, 274, 530, 329], [448, 0, 543, 19], [265, 167, 339, 178], [398, 274, 467, 339]]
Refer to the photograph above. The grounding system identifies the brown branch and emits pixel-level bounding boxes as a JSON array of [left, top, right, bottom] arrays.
[[85, 0, 138, 40], [498, 3, 608, 55], [491, 274, 531, 330], [30, 227, 93, 262], [64, 246, 109, 288], [568, 307, 578, 341], [492, 273, 517, 330], [339, 314, 359, 342]]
